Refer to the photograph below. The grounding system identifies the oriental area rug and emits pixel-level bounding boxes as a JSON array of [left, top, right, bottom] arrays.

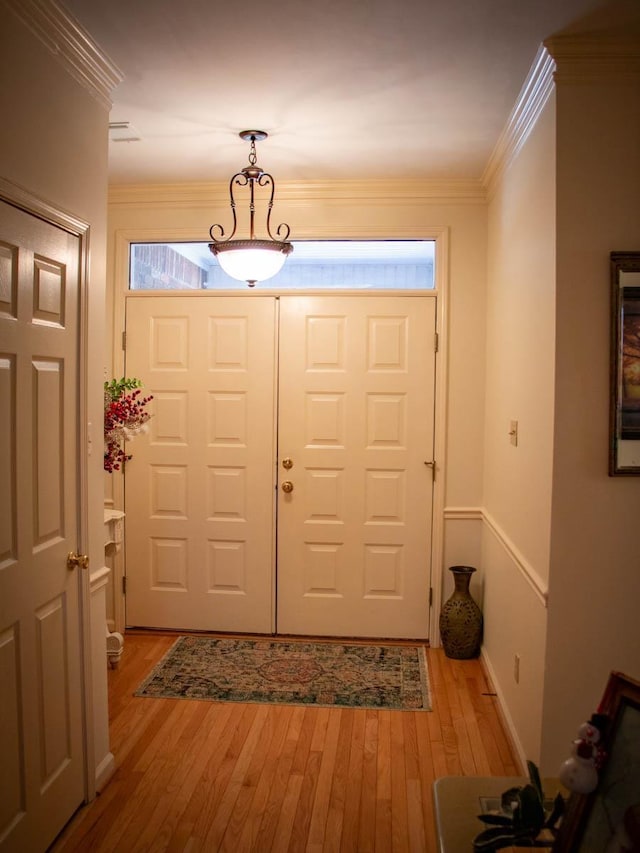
[[135, 636, 432, 711]]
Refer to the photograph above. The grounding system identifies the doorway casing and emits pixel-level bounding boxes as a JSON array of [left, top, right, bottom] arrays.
[[108, 225, 450, 646]]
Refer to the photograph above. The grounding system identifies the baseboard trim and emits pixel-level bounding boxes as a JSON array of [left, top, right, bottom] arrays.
[[480, 650, 527, 776], [94, 751, 115, 793]]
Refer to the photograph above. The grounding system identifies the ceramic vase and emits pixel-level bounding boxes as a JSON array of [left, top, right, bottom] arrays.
[[439, 566, 483, 659]]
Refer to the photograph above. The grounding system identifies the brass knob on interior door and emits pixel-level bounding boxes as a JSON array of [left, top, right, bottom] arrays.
[[67, 552, 89, 571], [281, 481, 294, 493]]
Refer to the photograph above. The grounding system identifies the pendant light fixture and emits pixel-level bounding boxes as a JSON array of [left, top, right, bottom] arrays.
[[208, 130, 293, 287]]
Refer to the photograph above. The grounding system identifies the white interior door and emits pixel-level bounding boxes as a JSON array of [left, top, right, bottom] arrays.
[[0, 200, 85, 851], [276, 296, 436, 639], [125, 296, 276, 633]]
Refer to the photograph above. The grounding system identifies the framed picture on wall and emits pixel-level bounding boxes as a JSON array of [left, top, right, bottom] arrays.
[[553, 671, 640, 851], [609, 252, 640, 475]]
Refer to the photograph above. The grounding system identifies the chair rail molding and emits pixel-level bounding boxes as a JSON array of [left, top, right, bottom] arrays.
[[443, 506, 484, 521], [482, 509, 548, 607], [443, 505, 549, 607]]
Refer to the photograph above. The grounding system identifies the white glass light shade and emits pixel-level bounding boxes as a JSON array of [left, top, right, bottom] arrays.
[[211, 239, 292, 285]]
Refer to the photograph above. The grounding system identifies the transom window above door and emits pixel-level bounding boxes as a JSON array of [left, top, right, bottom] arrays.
[[129, 240, 435, 291]]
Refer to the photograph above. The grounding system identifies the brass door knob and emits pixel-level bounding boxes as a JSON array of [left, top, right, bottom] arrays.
[[67, 552, 89, 571], [281, 480, 294, 493]]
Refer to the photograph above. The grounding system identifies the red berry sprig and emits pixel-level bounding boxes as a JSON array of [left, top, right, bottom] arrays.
[[104, 379, 153, 472]]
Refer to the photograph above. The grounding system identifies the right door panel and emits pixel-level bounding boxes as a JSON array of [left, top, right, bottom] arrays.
[[276, 296, 436, 639]]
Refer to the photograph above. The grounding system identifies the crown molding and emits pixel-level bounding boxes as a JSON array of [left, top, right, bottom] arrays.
[[2, 0, 123, 109], [108, 178, 487, 208], [544, 33, 640, 81], [482, 46, 556, 197]]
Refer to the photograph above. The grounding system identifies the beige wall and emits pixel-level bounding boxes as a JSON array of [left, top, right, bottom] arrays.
[[484, 99, 556, 583], [482, 33, 640, 775], [482, 32, 640, 775], [541, 53, 640, 772], [0, 3, 115, 791], [483, 94, 556, 765], [104, 23, 640, 782], [4, 0, 638, 810]]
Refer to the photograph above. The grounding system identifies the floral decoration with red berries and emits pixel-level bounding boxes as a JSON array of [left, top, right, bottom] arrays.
[[104, 377, 153, 473]]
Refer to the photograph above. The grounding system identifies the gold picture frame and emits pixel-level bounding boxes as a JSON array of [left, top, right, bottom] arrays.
[[553, 672, 640, 851], [609, 252, 640, 475]]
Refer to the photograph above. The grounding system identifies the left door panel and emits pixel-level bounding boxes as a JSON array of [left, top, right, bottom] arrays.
[[125, 295, 276, 633], [0, 201, 85, 851]]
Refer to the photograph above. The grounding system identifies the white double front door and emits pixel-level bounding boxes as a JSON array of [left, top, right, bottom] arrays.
[[125, 293, 435, 639]]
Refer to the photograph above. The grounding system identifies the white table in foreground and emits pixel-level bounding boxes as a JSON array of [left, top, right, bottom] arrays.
[[433, 775, 560, 852]]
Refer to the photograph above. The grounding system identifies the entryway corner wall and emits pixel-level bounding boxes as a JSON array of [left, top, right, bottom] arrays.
[[1, 1, 122, 848]]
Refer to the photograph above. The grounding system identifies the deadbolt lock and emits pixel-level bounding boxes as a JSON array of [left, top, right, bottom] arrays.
[[67, 552, 89, 571], [281, 480, 294, 493], [282, 457, 293, 470]]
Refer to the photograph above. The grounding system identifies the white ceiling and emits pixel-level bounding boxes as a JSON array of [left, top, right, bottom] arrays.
[[62, 0, 612, 185]]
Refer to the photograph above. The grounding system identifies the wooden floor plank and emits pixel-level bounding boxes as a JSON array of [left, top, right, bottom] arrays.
[[51, 634, 521, 853], [168, 702, 244, 850], [254, 706, 305, 850], [357, 710, 378, 853], [130, 703, 218, 852], [154, 709, 241, 852], [203, 705, 270, 851], [288, 748, 322, 853], [306, 709, 342, 851], [340, 710, 365, 852], [390, 713, 410, 853], [374, 710, 392, 850], [322, 709, 354, 852], [236, 706, 293, 851], [193, 704, 262, 848]]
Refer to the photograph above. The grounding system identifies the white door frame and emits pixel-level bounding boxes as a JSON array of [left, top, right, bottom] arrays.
[[111, 225, 449, 646], [0, 177, 94, 797]]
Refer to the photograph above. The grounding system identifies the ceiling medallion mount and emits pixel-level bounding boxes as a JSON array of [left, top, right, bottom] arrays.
[[239, 129, 267, 142], [208, 130, 293, 287]]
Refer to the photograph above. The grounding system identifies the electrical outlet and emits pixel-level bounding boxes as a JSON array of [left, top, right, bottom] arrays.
[[514, 654, 521, 684], [509, 420, 518, 447]]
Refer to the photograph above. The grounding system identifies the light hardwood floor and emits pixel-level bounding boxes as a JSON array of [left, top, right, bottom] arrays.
[[50, 632, 522, 852]]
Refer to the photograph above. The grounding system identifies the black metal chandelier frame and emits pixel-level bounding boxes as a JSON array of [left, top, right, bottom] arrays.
[[208, 130, 292, 259]]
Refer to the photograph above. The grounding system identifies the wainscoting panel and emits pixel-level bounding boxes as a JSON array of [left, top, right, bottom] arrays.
[[481, 513, 548, 769], [443, 506, 548, 769], [442, 507, 484, 604]]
